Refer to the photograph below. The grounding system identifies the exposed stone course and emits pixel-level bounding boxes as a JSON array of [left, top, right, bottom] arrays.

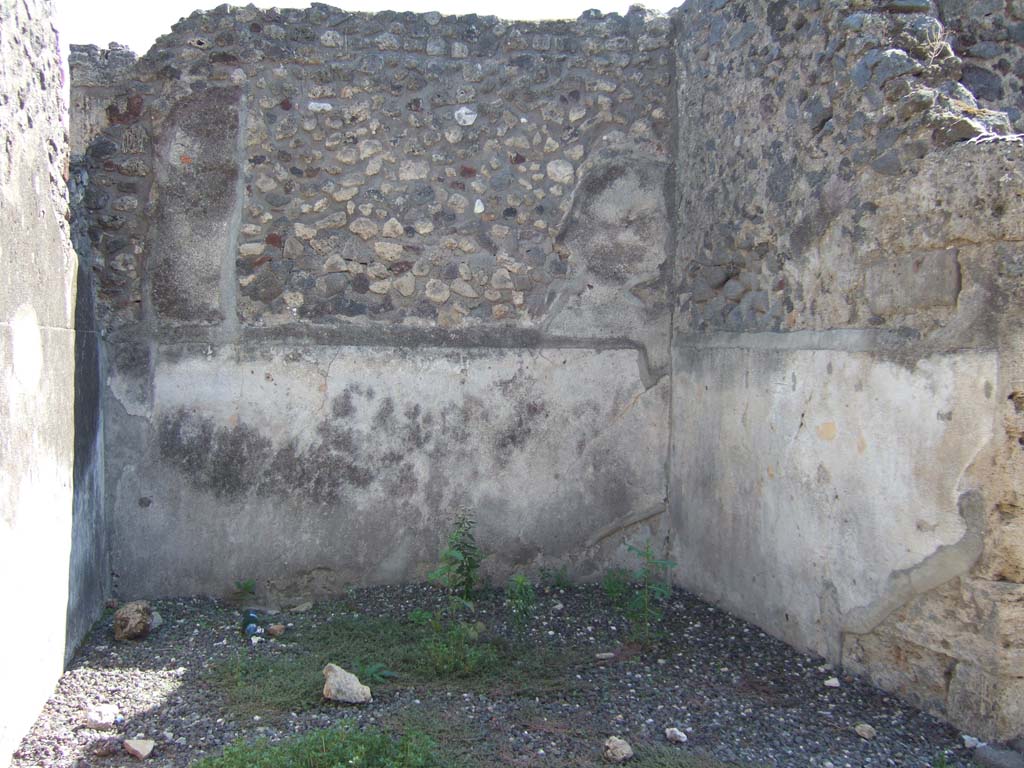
[[938, 0, 1024, 129], [675, 0, 1018, 334], [72, 5, 673, 330]]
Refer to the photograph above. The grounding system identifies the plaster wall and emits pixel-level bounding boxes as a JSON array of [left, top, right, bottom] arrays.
[[70, 4, 676, 604], [672, 0, 1024, 741], [110, 344, 667, 601], [672, 335, 995, 657], [0, 0, 106, 764]]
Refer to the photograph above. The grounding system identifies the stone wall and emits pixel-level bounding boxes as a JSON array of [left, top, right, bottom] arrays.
[[70, 4, 675, 605], [938, 0, 1024, 130], [68, 0, 1024, 744], [0, 0, 106, 764], [672, 0, 1024, 742]]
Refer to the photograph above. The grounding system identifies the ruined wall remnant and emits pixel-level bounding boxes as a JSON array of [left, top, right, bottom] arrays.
[[71, 5, 674, 337], [1, 0, 107, 764], [68, 0, 1024, 743], [70, 4, 675, 606], [672, 0, 1024, 743], [937, 0, 1024, 130]]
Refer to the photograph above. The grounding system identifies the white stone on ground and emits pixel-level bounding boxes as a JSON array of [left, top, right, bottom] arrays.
[[83, 703, 119, 729], [454, 106, 477, 126], [322, 664, 372, 703], [603, 736, 633, 762], [665, 726, 688, 743]]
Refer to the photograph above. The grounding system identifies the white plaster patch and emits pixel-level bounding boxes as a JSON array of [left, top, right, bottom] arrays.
[[10, 304, 42, 391], [671, 342, 998, 655]]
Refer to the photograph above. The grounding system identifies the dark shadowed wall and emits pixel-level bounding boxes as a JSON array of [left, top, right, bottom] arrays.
[[0, 0, 106, 763]]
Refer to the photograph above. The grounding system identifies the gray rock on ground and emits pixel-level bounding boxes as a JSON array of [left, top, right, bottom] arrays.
[[974, 745, 1024, 768], [855, 723, 877, 740], [603, 736, 634, 762]]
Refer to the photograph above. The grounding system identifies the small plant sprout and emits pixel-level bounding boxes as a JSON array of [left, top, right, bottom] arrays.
[[625, 541, 677, 644], [428, 509, 483, 605], [233, 579, 256, 599], [920, 23, 953, 65], [540, 564, 571, 590], [602, 567, 631, 607], [418, 511, 501, 676], [421, 620, 497, 678], [506, 573, 536, 631], [407, 608, 435, 626], [350, 659, 398, 685]]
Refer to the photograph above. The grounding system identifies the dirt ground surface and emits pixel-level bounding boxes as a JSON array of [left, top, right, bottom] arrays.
[[13, 584, 979, 767]]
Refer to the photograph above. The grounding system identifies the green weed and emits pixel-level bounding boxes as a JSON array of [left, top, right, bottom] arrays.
[[209, 612, 576, 717], [602, 567, 632, 607], [540, 564, 572, 589], [421, 621, 499, 678], [506, 573, 536, 631], [625, 541, 676, 644], [351, 659, 398, 685], [191, 722, 442, 768], [407, 608, 436, 627], [632, 744, 761, 767], [210, 616, 417, 716], [428, 510, 483, 603], [212, 652, 322, 717]]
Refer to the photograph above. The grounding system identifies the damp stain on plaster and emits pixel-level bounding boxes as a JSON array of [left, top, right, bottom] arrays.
[[155, 382, 569, 504], [816, 421, 838, 441]]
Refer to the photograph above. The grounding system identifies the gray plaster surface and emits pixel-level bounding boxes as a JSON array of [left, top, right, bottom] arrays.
[[107, 344, 668, 603], [671, 335, 997, 658], [1, 2, 106, 762]]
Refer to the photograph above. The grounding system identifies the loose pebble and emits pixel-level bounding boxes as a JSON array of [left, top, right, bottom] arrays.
[[665, 726, 688, 743]]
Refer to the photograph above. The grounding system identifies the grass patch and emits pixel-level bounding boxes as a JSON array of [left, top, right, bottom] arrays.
[[393, 699, 749, 768], [210, 612, 579, 717], [211, 654, 322, 717], [190, 722, 443, 768], [632, 745, 763, 768], [382, 708, 486, 768], [418, 622, 500, 678]]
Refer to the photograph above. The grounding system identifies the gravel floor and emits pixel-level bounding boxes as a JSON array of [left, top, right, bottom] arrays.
[[12, 584, 981, 768]]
